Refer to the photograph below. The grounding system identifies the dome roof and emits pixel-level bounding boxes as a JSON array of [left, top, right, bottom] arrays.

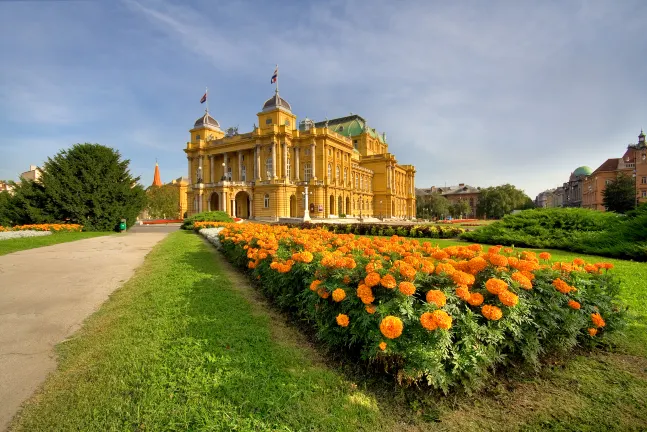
[[262, 90, 292, 112], [573, 166, 593, 177], [193, 113, 221, 129]]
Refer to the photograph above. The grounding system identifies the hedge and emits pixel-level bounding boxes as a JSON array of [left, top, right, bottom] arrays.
[[281, 222, 465, 239]]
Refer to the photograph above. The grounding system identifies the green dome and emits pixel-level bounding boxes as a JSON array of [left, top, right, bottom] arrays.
[[573, 166, 593, 177]]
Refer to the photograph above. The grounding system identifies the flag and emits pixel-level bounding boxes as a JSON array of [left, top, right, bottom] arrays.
[[200, 92, 207, 104], [271, 66, 278, 84]]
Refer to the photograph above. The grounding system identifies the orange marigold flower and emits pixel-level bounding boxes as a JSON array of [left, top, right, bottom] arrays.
[[488, 254, 508, 267], [498, 290, 519, 307], [568, 300, 581, 310], [539, 252, 551, 261], [332, 288, 346, 302], [379, 341, 387, 351], [552, 278, 575, 294], [485, 278, 508, 295], [591, 312, 606, 328], [584, 264, 600, 274], [468, 256, 488, 273], [398, 281, 416, 296], [317, 287, 330, 299], [380, 274, 397, 289], [432, 310, 452, 330], [426, 289, 447, 307], [467, 292, 484, 306], [379, 316, 404, 339], [573, 258, 585, 266], [435, 262, 455, 275], [310, 279, 322, 291], [588, 328, 598, 336], [511, 272, 533, 290], [364, 272, 381, 288], [420, 312, 438, 331], [336, 313, 350, 327], [451, 270, 475, 286], [357, 284, 374, 304], [365, 304, 376, 314], [481, 304, 503, 321]]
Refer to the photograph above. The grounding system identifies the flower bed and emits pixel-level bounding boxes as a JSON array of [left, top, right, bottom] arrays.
[[215, 223, 626, 391], [0, 230, 53, 241], [282, 222, 464, 239], [142, 219, 183, 225], [437, 219, 479, 224], [1, 224, 83, 232]]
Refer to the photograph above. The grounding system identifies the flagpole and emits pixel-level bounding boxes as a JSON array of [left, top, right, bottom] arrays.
[[275, 64, 279, 94], [205, 87, 209, 114]]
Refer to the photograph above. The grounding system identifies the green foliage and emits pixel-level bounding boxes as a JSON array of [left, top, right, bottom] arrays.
[[282, 222, 465, 239], [181, 210, 233, 230], [145, 184, 180, 219], [416, 193, 450, 219], [450, 200, 471, 218], [476, 184, 534, 219], [603, 173, 636, 213], [1, 179, 54, 226], [0, 191, 14, 226], [460, 207, 647, 261]]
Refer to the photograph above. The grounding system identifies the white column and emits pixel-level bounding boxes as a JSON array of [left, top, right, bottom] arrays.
[[272, 142, 277, 179], [310, 143, 316, 179], [303, 185, 311, 221], [209, 155, 214, 184], [282, 142, 288, 179], [222, 191, 227, 215], [223, 153, 229, 181], [238, 150, 243, 181], [255, 145, 261, 180], [198, 156, 204, 183], [187, 157, 192, 185], [295, 147, 300, 181], [198, 192, 203, 212]]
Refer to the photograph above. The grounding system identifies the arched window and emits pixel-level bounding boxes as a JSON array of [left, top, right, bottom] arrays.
[[304, 163, 312, 181], [264, 193, 270, 208], [265, 157, 273, 178], [360, 176, 363, 191], [328, 163, 332, 179], [355, 173, 359, 189], [227, 166, 232, 181], [336, 166, 340, 182], [344, 167, 348, 185], [241, 165, 246, 181]]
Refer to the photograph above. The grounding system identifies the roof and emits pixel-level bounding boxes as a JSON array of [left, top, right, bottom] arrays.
[[314, 114, 387, 143], [572, 166, 593, 177], [152, 163, 162, 187], [592, 158, 620, 174], [262, 90, 292, 112], [193, 113, 221, 129], [439, 185, 480, 196]]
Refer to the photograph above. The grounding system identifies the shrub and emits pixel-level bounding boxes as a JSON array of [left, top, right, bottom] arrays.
[[181, 211, 233, 230], [217, 223, 626, 391], [279, 222, 465, 239]]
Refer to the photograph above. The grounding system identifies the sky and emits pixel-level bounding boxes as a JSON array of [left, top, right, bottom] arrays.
[[1, 0, 646, 199]]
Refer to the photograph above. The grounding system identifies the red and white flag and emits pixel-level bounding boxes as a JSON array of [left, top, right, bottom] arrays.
[[271, 65, 278, 84]]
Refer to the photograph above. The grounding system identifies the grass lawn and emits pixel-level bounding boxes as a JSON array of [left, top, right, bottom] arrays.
[[10, 232, 647, 431], [0, 232, 112, 256]]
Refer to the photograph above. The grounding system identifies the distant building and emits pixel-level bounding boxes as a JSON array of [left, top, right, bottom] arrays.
[[0, 181, 14, 194], [140, 163, 189, 220], [416, 183, 480, 218], [20, 165, 41, 183], [562, 166, 592, 207]]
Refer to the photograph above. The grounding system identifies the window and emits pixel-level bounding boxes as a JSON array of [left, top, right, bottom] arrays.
[[265, 118, 272, 125], [286, 157, 291, 179], [196, 134, 200, 140], [304, 163, 312, 181], [642, 177, 647, 184], [328, 163, 332, 179], [336, 166, 340, 181], [355, 173, 359, 189], [241, 165, 246, 181], [643, 190, 647, 198], [265, 157, 273, 178], [344, 168, 348, 184], [360, 176, 363, 191], [353, 140, 358, 150], [328, 148, 332, 156], [227, 167, 232, 181], [304, 148, 310, 156], [284, 119, 290, 127], [264, 194, 270, 208]]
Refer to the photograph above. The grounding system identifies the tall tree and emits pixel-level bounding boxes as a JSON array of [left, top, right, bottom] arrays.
[[603, 173, 635, 213], [146, 184, 180, 219], [450, 199, 471, 218], [476, 184, 534, 219], [417, 193, 450, 219]]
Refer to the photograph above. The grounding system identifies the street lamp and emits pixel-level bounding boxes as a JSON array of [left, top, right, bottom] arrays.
[[221, 162, 226, 181], [302, 186, 313, 221], [379, 200, 383, 220]]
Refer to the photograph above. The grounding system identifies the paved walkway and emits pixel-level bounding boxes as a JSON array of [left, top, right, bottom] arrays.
[[0, 230, 171, 430]]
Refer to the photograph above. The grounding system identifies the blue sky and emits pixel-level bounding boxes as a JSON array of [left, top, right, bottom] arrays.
[[1, 0, 646, 199]]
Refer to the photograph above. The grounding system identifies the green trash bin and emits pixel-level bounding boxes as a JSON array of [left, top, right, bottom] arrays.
[[119, 219, 127, 232]]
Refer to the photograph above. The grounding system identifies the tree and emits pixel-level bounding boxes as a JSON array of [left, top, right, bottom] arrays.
[[603, 173, 635, 213], [15, 143, 147, 231], [146, 184, 180, 219], [450, 199, 471, 219], [416, 193, 450, 219], [476, 184, 534, 219]]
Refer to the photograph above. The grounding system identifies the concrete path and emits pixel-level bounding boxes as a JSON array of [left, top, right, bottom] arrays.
[[0, 230, 172, 431]]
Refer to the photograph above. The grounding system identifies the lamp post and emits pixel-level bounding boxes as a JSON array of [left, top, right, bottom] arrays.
[[379, 200, 383, 221], [302, 185, 312, 221], [221, 162, 226, 182]]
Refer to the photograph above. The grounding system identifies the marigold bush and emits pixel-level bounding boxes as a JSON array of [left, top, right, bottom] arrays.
[[216, 223, 627, 391], [2, 224, 83, 232]]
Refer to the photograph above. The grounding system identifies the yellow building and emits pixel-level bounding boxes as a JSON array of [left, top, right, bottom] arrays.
[[184, 90, 416, 221]]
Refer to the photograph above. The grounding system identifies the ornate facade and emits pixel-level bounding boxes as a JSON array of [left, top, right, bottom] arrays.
[[184, 90, 416, 220]]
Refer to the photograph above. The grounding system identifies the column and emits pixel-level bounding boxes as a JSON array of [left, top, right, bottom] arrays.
[[271, 141, 277, 179], [282, 142, 288, 179], [223, 153, 228, 181], [222, 191, 228, 215], [187, 157, 192, 185], [198, 192, 203, 212], [231, 199, 236, 217], [254, 144, 261, 181], [209, 155, 214, 184], [198, 156, 204, 182], [295, 147, 300, 181], [310, 142, 316, 179], [238, 150, 243, 181]]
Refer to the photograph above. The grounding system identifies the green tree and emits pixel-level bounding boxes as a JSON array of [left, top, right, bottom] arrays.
[[31, 143, 147, 231], [450, 199, 471, 218], [146, 184, 180, 219], [1, 179, 54, 226], [416, 193, 450, 219], [476, 184, 533, 219], [603, 173, 635, 213]]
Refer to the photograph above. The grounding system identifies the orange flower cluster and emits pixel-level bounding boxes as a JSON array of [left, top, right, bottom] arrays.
[[552, 278, 576, 294], [380, 316, 404, 339], [591, 312, 606, 328], [336, 313, 350, 327], [9, 224, 83, 232], [481, 304, 503, 321], [419, 310, 452, 331], [568, 300, 581, 310]]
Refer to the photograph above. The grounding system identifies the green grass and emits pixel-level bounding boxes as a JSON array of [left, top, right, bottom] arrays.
[[10, 231, 394, 432], [10, 232, 647, 431], [0, 232, 113, 256]]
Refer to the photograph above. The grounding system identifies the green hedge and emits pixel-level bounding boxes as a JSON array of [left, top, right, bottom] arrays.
[[181, 211, 233, 230], [460, 207, 647, 261], [281, 222, 465, 238]]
